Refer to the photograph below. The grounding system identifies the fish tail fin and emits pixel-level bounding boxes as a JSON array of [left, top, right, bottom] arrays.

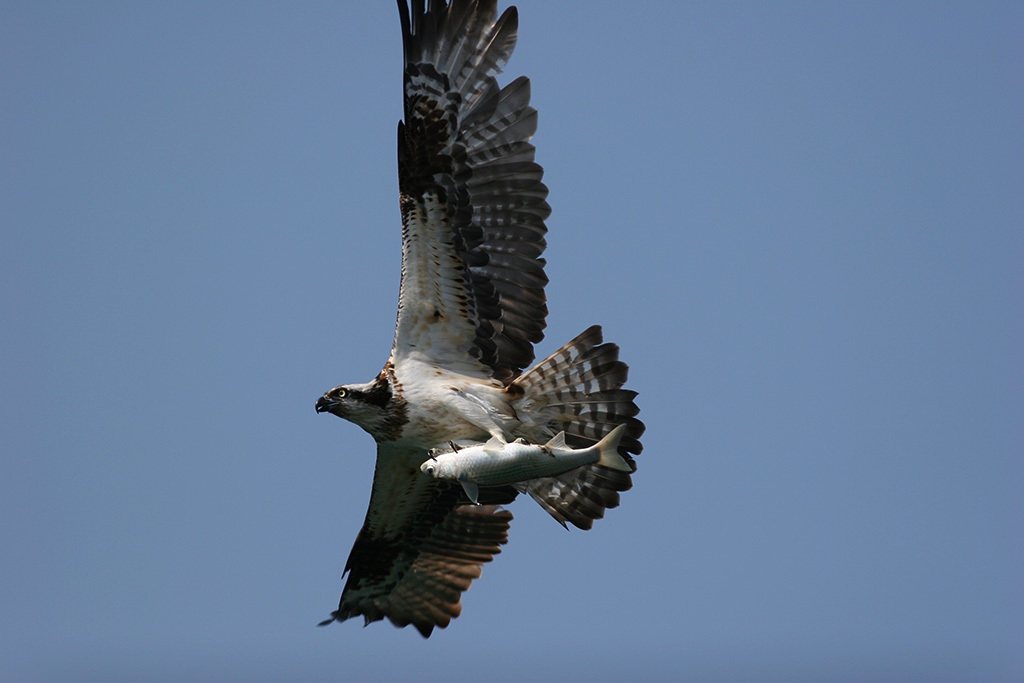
[[596, 424, 631, 472], [507, 325, 644, 530]]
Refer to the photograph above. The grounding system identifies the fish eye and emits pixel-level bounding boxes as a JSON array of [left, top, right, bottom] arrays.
[[423, 464, 434, 476]]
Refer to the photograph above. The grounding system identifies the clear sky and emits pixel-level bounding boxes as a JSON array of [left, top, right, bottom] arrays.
[[2, 1, 1021, 681]]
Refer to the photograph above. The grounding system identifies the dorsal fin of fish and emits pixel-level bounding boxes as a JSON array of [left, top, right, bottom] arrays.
[[483, 436, 506, 452], [546, 432, 569, 449]]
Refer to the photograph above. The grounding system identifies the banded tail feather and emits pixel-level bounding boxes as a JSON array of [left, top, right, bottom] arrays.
[[508, 325, 644, 529]]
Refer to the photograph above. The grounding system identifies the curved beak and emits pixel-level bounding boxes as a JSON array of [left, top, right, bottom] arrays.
[[315, 395, 334, 414]]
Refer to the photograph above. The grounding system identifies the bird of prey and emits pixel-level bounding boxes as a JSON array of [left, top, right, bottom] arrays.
[[314, 0, 645, 637]]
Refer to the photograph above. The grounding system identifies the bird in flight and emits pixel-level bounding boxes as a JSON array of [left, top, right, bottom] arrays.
[[314, 0, 645, 637]]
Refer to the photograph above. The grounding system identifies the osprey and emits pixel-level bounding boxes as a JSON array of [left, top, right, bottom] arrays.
[[315, 0, 645, 637]]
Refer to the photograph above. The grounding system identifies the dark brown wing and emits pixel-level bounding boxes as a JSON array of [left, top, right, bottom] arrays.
[[320, 442, 516, 637], [392, 0, 550, 382]]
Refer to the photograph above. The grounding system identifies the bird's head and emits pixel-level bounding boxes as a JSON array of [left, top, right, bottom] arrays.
[[315, 377, 396, 437]]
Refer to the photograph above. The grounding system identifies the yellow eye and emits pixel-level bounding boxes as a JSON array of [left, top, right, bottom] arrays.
[[336, 388, 348, 398]]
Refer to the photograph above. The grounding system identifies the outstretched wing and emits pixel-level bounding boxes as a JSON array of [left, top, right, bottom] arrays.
[[393, 0, 550, 381], [320, 443, 516, 637]]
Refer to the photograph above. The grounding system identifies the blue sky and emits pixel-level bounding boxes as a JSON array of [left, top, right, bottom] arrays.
[[2, 1, 1021, 680]]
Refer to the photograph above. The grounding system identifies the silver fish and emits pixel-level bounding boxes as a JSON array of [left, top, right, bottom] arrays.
[[421, 424, 631, 504]]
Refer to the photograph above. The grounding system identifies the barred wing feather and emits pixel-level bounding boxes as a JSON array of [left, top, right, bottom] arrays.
[[323, 443, 517, 637], [394, 0, 550, 380]]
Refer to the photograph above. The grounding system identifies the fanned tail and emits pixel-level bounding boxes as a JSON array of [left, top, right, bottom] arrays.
[[507, 325, 645, 529]]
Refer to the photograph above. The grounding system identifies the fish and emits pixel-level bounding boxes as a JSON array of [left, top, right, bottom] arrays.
[[421, 424, 631, 504]]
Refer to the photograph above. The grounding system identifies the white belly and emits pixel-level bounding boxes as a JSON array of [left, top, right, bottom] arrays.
[[393, 359, 517, 448]]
